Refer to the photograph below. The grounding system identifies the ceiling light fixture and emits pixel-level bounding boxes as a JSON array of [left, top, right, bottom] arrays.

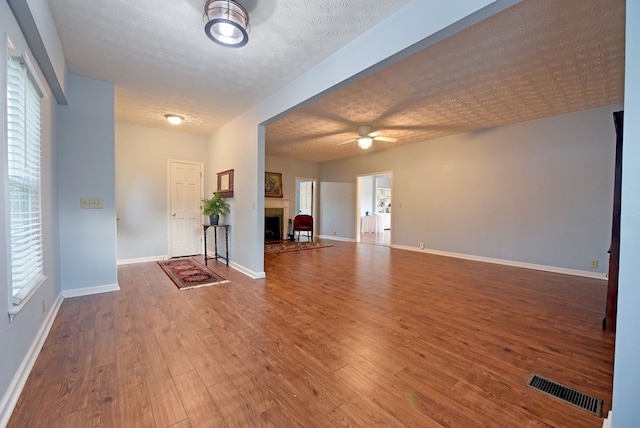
[[357, 137, 373, 149], [204, 0, 250, 48], [165, 114, 184, 125]]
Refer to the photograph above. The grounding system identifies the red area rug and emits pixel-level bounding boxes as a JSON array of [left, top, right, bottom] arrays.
[[264, 240, 333, 254], [157, 258, 229, 290]]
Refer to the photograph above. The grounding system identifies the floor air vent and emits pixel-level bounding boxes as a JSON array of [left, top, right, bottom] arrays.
[[527, 374, 603, 417]]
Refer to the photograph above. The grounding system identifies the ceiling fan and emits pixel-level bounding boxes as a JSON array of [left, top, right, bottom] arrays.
[[338, 125, 398, 149]]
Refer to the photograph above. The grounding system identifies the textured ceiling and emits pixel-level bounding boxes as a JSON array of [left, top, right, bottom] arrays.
[[266, 0, 626, 163], [48, 0, 625, 163], [47, 0, 411, 135]]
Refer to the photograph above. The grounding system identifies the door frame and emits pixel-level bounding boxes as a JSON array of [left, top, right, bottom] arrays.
[[295, 176, 318, 218], [167, 159, 204, 257], [356, 170, 393, 244]]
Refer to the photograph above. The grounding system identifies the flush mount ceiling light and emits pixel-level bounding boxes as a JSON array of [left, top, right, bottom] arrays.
[[204, 0, 250, 48], [165, 114, 184, 125], [357, 137, 373, 149]]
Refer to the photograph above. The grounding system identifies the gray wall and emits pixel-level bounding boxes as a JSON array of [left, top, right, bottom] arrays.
[[207, 0, 504, 277], [611, 1, 640, 426], [57, 73, 117, 292], [321, 182, 356, 239], [320, 104, 620, 274], [7, 0, 639, 425], [0, 2, 61, 421], [115, 122, 209, 262]]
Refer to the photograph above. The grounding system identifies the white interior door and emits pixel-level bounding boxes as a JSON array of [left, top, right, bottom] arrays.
[[169, 161, 203, 257], [299, 181, 313, 215]]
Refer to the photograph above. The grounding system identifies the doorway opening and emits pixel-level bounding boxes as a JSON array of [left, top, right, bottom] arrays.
[[296, 178, 316, 216], [357, 172, 392, 247], [295, 178, 317, 240]]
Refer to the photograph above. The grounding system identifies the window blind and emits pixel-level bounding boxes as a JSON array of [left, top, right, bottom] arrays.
[[7, 54, 44, 305]]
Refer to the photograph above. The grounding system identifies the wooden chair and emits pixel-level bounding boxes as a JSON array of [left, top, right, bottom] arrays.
[[293, 215, 313, 242]]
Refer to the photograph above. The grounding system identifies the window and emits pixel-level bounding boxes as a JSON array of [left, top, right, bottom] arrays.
[[6, 49, 45, 308]]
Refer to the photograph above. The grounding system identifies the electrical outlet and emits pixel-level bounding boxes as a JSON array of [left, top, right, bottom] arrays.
[[80, 198, 104, 209], [419, 241, 425, 249], [590, 259, 599, 268]]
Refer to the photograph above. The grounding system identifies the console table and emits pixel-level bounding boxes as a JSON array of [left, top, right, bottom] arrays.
[[203, 224, 230, 266]]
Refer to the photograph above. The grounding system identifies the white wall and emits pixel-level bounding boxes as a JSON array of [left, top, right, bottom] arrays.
[[611, 1, 640, 426], [0, 2, 62, 423], [115, 122, 209, 262], [207, 116, 262, 277], [57, 73, 117, 294], [265, 155, 319, 220], [320, 104, 620, 275], [360, 175, 375, 216]]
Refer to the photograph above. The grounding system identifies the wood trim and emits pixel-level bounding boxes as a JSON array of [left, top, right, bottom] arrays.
[[604, 110, 623, 332]]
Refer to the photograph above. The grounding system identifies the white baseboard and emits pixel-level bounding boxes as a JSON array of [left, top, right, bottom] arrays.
[[117, 255, 168, 265], [120, 252, 266, 280], [602, 410, 612, 428], [0, 293, 64, 427], [232, 262, 266, 279], [61, 283, 120, 298], [318, 235, 356, 243], [391, 244, 607, 280]]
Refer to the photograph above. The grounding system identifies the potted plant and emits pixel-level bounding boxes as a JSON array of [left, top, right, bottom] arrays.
[[201, 192, 230, 225]]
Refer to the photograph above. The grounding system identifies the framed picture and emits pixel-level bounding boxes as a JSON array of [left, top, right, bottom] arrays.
[[265, 171, 283, 198], [217, 169, 234, 197]]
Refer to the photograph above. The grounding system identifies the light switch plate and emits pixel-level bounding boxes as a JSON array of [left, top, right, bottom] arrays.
[[80, 198, 103, 209]]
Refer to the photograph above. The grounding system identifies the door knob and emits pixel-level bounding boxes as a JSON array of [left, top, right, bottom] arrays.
[[172, 213, 176, 217]]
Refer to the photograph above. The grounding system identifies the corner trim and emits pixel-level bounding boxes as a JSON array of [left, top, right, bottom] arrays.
[[61, 283, 120, 298], [0, 292, 63, 427], [391, 245, 608, 280], [229, 261, 265, 279]]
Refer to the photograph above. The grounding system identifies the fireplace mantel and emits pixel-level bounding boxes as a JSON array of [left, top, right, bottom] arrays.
[[265, 198, 289, 210]]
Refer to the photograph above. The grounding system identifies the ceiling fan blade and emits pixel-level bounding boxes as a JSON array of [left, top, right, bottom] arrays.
[[337, 138, 357, 146], [373, 136, 398, 143]]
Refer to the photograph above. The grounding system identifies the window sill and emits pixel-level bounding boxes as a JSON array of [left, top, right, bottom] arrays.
[[8, 275, 46, 322]]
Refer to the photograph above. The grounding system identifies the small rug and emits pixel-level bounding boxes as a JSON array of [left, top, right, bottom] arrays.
[[157, 258, 229, 290], [264, 240, 333, 254]]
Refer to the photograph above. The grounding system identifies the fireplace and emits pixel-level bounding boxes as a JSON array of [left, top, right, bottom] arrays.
[[265, 208, 283, 241], [264, 199, 290, 241]]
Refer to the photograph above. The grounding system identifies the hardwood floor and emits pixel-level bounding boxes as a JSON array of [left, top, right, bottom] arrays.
[[360, 230, 391, 246], [9, 241, 614, 427]]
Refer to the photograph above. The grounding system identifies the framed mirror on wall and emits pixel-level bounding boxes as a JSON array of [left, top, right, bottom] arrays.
[[217, 169, 234, 197]]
